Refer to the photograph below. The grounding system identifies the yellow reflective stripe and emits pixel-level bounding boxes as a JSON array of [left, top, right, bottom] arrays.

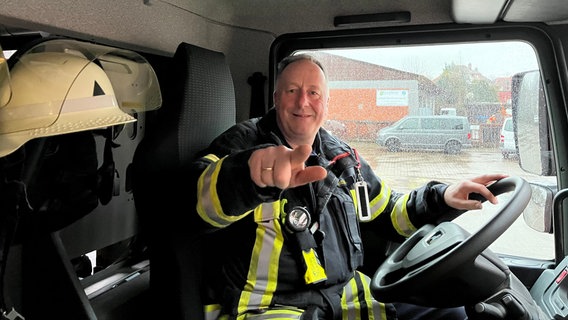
[[262, 202, 282, 307], [237, 202, 284, 314], [203, 154, 220, 162], [342, 272, 388, 320], [196, 165, 220, 227], [369, 181, 392, 220], [196, 156, 249, 228], [390, 194, 416, 237], [358, 272, 381, 320], [341, 276, 361, 320], [254, 200, 281, 222], [204, 303, 223, 320], [238, 307, 303, 319], [350, 189, 358, 215]]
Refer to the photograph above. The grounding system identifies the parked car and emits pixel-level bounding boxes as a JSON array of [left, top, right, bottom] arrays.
[[376, 115, 472, 154], [500, 117, 517, 158]]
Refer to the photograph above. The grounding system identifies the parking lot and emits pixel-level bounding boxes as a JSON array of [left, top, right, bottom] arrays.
[[346, 141, 556, 260], [348, 142, 533, 189]]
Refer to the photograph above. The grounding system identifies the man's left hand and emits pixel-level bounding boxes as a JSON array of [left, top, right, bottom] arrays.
[[444, 173, 508, 210]]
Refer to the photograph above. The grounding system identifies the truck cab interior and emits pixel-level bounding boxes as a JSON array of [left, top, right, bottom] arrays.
[[1, 1, 568, 319]]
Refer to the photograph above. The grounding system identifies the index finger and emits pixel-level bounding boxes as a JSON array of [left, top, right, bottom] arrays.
[[289, 144, 312, 167]]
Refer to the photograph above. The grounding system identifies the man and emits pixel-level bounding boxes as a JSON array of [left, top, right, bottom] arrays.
[[191, 54, 504, 319]]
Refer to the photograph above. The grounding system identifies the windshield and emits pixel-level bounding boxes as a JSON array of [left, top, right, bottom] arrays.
[[308, 40, 555, 260]]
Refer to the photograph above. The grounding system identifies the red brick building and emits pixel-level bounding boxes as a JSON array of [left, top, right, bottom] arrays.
[[310, 52, 440, 140]]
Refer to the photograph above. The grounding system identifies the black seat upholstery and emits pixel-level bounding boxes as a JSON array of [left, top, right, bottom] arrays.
[[132, 42, 236, 319]]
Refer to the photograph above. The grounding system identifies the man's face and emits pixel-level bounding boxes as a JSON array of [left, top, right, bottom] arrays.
[[274, 59, 329, 148]]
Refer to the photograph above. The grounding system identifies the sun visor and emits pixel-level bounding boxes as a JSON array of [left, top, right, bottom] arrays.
[[0, 39, 162, 157], [0, 44, 11, 109]]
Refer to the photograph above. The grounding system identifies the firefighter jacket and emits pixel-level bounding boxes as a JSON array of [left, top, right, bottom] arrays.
[[190, 108, 462, 319]]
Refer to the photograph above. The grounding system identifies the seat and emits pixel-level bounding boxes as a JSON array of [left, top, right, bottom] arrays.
[[132, 42, 236, 319]]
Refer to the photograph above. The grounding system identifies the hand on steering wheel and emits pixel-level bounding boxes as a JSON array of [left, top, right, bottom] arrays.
[[370, 176, 532, 307]]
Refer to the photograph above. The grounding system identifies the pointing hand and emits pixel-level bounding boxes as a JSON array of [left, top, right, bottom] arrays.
[[249, 144, 327, 189]]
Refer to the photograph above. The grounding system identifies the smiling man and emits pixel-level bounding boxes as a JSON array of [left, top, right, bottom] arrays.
[[190, 53, 504, 320]]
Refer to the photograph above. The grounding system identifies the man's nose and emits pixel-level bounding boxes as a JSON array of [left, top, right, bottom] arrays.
[[297, 90, 310, 107]]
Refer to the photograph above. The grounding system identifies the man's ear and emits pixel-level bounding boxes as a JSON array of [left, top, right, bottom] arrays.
[[273, 91, 279, 108]]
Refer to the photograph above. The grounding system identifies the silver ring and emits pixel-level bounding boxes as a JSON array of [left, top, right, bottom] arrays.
[[262, 167, 273, 171]]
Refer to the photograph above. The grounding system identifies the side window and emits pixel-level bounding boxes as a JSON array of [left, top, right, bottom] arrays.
[[422, 118, 439, 129], [400, 118, 419, 129], [301, 40, 555, 261], [450, 119, 464, 130]]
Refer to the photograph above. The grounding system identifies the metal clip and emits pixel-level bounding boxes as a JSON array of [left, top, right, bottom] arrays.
[[2, 308, 25, 320]]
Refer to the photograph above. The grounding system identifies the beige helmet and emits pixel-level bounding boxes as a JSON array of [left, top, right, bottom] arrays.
[[0, 39, 162, 157]]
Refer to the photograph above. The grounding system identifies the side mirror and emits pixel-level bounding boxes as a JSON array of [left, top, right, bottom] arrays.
[[523, 183, 554, 233], [511, 70, 555, 176]]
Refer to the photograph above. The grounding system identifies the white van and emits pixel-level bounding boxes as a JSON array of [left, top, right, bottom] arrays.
[[376, 115, 472, 154], [500, 117, 517, 158]]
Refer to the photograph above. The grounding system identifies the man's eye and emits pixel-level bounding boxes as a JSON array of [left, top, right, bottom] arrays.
[[310, 91, 321, 96]]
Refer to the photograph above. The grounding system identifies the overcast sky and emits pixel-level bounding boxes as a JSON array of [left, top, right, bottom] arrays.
[[326, 41, 539, 80]]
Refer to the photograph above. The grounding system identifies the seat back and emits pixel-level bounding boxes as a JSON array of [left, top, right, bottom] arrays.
[[132, 42, 236, 319]]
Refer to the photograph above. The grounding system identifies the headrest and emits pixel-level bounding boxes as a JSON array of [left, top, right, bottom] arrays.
[[0, 38, 163, 157]]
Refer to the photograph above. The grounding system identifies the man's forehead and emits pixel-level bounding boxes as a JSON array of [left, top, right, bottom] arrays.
[[283, 59, 323, 75], [280, 61, 326, 84]]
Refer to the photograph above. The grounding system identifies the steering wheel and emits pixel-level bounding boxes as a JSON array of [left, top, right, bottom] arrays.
[[370, 176, 532, 307]]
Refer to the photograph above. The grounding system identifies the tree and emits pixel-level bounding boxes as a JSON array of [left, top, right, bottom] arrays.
[[434, 63, 499, 115]]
